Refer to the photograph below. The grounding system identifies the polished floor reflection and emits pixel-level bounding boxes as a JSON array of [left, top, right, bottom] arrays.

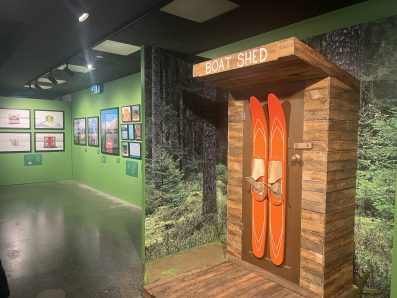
[[0, 181, 142, 298]]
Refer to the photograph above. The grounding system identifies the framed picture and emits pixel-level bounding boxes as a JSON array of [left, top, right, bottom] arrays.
[[128, 124, 135, 140], [121, 141, 129, 157], [73, 118, 86, 145], [121, 106, 132, 122], [131, 104, 141, 122], [129, 142, 141, 159], [121, 124, 129, 140], [0, 132, 31, 153], [134, 123, 142, 140], [34, 110, 64, 129], [100, 108, 119, 155], [0, 108, 30, 129], [35, 132, 64, 152], [87, 117, 99, 147]]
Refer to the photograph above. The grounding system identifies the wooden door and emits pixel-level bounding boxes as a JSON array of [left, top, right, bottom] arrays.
[[239, 82, 304, 284]]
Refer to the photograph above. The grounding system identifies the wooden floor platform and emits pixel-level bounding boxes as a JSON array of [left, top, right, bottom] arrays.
[[144, 261, 303, 298]]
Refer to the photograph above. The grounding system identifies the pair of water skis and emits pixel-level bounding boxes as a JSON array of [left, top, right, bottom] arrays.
[[249, 94, 286, 266]]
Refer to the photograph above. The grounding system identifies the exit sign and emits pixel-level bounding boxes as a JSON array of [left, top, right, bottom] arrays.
[[90, 84, 103, 94]]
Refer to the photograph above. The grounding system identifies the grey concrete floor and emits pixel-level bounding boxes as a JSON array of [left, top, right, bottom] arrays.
[[0, 181, 143, 298]]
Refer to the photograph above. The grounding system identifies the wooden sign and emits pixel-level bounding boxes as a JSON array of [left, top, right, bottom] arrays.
[[193, 40, 287, 78]]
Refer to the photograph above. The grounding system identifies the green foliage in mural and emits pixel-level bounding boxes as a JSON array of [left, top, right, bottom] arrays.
[[145, 155, 227, 261]]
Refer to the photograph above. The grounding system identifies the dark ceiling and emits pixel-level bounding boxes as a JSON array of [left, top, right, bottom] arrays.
[[0, 0, 367, 99]]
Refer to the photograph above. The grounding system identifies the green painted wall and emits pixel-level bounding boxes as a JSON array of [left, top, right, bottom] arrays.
[[0, 97, 72, 185], [200, 0, 397, 58], [71, 73, 144, 207]]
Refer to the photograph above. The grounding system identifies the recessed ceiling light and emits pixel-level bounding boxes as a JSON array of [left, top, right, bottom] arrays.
[[160, 0, 239, 23], [58, 64, 95, 73], [87, 64, 93, 69], [92, 40, 140, 56], [38, 78, 66, 84], [79, 13, 89, 22], [24, 85, 53, 89]]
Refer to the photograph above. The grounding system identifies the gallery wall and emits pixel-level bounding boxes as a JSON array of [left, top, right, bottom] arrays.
[[0, 97, 72, 185], [71, 73, 144, 207]]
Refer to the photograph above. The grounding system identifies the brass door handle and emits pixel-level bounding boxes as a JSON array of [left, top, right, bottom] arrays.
[[291, 154, 302, 163]]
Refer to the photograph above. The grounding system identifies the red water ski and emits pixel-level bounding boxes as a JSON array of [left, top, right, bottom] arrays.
[[249, 96, 268, 259], [267, 93, 287, 266]]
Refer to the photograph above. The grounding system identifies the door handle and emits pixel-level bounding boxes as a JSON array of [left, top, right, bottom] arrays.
[[291, 154, 302, 163]]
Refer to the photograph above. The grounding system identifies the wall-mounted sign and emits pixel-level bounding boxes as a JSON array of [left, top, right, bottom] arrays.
[[194, 46, 269, 77], [126, 160, 138, 177], [24, 154, 42, 166], [90, 84, 103, 94]]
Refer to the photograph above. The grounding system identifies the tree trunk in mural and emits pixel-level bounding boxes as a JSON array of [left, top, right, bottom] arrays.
[[202, 87, 217, 215], [151, 47, 162, 185]]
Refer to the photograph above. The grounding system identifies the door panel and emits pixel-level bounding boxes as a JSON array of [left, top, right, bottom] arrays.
[[238, 82, 304, 284]]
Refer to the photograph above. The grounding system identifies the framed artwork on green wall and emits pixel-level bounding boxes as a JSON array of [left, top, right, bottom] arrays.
[[0, 132, 31, 153], [100, 107, 119, 156], [34, 132, 64, 152], [121, 106, 132, 122], [0, 108, 31, 129], [129, 142, 141, 159], [121, 141, 129, 157], [134, 123, 142, 140], [128, 124, 134, 140], [73, 118, 86, 145], [121, 124, 129, 140], [131, 104, 141, 122], [87, 117, 99, 147], [34, 110, 64, 130]]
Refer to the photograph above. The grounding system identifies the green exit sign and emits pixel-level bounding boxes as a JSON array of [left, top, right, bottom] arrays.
[[90, 84, 103, 94]]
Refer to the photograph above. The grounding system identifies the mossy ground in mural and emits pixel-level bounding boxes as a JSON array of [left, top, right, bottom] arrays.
[[145, 158, 227, 261], [355, 217, 393, 296]]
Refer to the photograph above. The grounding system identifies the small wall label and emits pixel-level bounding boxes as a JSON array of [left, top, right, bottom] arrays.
[[126, 160, 138, 177], [24, 154, 42, 166]]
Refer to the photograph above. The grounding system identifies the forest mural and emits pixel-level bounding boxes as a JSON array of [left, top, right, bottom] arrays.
[[144, 47, 228, 262], [305, 15, 397, 295], [143, 15, 396, 296]]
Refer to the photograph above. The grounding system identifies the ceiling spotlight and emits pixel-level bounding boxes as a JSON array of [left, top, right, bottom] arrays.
[[64, 64, 74, 77], [34, 80, 42, 90], [48, 71, 58, 84], [87, 64, 93, 69], [79, 13, 89, 22]]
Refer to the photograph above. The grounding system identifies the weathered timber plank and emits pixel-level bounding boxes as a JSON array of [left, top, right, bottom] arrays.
[[301, 248, 325, 264], [301, 238, 324, 255], [327, 150, 357, 162], [301, 219, 325, 235], [302, 199, 325, 214], [325, 206, 355, 224], [300, 268, 324, 285], [227, 199, 242, 224], [324, 225, 354, 245], [324, 215, 355, 237], [302, 209, 325, 223], [327, 159, 357, 172], [302, 229, 324, 245], [299, 277, 324, 296], [324, 233, 353, 256], [227, 184, 242, 203], [328, 141, 358, 151], [302, 190, 326, 203], [303, 171, 327, 182], [326, 178, 356, 192]]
